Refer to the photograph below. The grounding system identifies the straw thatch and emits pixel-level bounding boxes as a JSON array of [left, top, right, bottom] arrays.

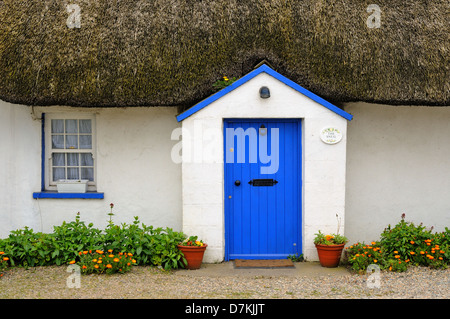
[[0, 0, 448, 108]]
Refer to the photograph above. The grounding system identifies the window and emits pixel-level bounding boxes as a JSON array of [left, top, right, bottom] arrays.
[[45, 114, 97, 191]]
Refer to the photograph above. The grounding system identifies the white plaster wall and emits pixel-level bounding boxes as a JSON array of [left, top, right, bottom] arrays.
[[345, 102, 450, 245], [0, 102, 182, 238], [181, 73, 349, 262]]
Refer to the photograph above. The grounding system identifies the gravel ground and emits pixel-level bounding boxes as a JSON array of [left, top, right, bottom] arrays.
[[0, 264, 448, 299]]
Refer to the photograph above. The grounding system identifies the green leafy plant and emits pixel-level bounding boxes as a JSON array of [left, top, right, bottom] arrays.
[[314, 230, 348, 245], [346, 214, 449, 272], [287, 253, 304, 262], [0, 205, 188, 273], [212, 76, 236, 91], [179, 235, 205, 247]]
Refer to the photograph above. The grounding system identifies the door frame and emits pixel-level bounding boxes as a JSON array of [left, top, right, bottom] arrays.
[[223, 118, 303, 261]]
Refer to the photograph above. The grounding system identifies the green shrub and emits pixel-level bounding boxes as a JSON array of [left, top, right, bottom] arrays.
[[0, 208, 188, 274], [346, 214, 449, 272]]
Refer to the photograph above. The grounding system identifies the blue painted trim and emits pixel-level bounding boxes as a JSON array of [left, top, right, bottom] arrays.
[[176, 64, 353, 122], [33, 192, 104, 199], [41, 113, 46, 191]]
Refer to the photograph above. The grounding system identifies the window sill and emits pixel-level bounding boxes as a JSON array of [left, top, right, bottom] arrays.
[[33, 191, 104, 199]]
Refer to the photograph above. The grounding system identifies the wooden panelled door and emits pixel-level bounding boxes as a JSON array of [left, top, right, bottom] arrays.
[[224, 119, 302, 260]]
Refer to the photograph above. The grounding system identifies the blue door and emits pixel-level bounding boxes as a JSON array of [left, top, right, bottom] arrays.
[[224, 119, 302, 260]]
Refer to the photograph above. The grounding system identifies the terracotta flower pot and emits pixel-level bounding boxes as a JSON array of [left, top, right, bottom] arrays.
[[315, 243, 345, 268], [177, 244, 207, 270]]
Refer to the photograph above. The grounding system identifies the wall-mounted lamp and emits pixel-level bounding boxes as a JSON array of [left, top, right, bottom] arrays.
[[259, 86, 270, 99]]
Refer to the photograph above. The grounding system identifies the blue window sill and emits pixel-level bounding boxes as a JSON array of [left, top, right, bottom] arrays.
[[33, 191, 104, 199]]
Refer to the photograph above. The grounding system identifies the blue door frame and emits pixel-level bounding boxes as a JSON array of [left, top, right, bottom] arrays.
[[224, 119, 302, 260]]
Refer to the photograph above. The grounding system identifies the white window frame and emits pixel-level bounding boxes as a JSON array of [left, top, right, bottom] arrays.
[[44, 113, 97, 192]]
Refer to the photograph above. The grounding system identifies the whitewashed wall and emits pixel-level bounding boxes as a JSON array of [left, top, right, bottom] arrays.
[[345, 102, 450, 245], [0, 101, 182, 238], [181, 73, 349, 262]]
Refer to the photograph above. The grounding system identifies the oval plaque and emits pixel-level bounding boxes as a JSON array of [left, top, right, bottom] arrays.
[[320, 127, 342, 144]]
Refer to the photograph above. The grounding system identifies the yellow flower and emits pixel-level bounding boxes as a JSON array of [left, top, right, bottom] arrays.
[[223, 76, 229, 81], [373, 259, 377, 263]]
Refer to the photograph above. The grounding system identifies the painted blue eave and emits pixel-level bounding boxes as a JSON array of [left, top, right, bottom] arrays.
[[33, 192, 104, 199], [176, 64, 353, 122]]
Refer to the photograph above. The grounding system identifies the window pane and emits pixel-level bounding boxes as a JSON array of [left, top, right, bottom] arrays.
[[53, 168, 65, 181], [52, 135, 64, 149], [67, 153, 79, 166], [79, 135, 92, 149], [79, 120, 92, 133], [81, 168, 94, 181], [52, 153, 65, 166], [80, 153, 93, 166], [65, 120, 78, 133], [67, 168, 79, 180], [66, 135, 78, 149], [51, 120, 64, 133]]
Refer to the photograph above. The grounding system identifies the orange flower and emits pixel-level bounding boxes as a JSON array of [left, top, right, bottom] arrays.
[[113, 258, 120, 262], [106, 264, 112, 269], [420, 251, 425, 254], [394, 255, 400, 259], [127, 253, 133, 257], [3, 257, 9, 261], [410, 251, 415, 255], [108, 254, 114, 258], [439, 257, 443, 260], [440, 250, 445, 254], [82, 265, 87, 269], [374, 259, 377, 263], [78, 252, 83, 255], [94, 265, 99, 269], [96, 250, 104, 254], [108, 249, 113, 253], [394, 251, 398, 254], [410, 241, 415, 244], [92, 259, 97, 262], [0, 252, 4, 255], [83, 251, 88, 255], [69, 260, 75, 264]]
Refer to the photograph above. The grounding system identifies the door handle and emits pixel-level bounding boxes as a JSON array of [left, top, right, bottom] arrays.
[[235, 180, 241, 186]]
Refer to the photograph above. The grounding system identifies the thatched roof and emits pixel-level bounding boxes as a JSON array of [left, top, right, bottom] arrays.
[[0, 0, 448, 108]]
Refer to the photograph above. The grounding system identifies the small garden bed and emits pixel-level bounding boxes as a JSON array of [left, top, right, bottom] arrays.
[[344, 214, 450, 273], [1, 204, 188, 278]]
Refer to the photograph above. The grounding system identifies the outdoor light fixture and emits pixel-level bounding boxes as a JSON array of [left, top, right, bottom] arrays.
[[259, 86, 270, 99]]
